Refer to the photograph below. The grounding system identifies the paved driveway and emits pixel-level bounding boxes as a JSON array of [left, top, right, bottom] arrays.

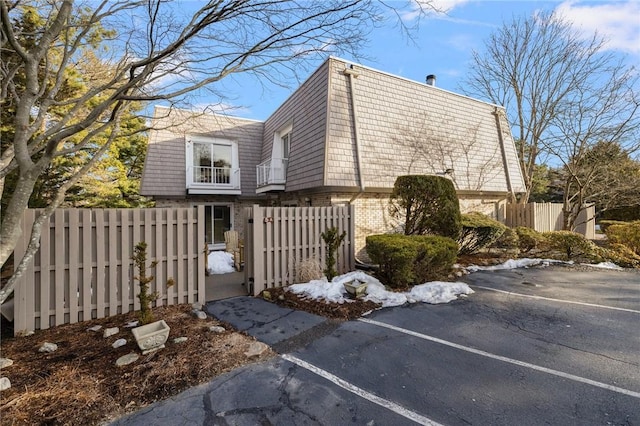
[[113, 266, 640, 425]]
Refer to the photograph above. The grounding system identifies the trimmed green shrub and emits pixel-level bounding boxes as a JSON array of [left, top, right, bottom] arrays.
[[491, 226, 519, 250], [543, 231, 600, 261], [458, 212, 507, 255], [599, 220, 627, 233], [366, 234, 458, 288], [389, 175, 462, 239], [601, 243, 640, 268], [515, 227, 546, 253], [605, 222, 640, 255]]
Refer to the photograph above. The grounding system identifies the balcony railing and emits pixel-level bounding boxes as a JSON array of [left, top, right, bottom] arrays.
[[256, 158, 288, 188], [187, 166, 240, 193]]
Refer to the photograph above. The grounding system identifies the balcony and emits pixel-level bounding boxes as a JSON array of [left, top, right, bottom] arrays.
[[256, 158, 288, 193], [186, 166, 241, 195]]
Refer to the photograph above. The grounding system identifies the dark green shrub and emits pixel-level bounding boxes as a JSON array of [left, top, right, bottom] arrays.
[[412, 235, 459, 283], [600, 206, 640, 222], [366, 234, 458, 288], [543, 231, 599, 261], [515, 227, 546, 252], [491, 226, 519, 250], [389, 175, 461, 239], [321, 227, 347, 281], [458, 212, 507, 255], [605, 222, 640, 255]]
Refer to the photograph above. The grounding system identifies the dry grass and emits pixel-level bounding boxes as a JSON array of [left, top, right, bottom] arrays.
[[294, 256, 323, 283]]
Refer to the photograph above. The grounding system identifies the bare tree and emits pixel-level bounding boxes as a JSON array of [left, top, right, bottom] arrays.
[[463, 11, 639, 207], [0, 0, 437, 304]]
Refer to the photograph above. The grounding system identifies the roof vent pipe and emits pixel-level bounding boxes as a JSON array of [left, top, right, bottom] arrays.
[[426, 74, 436, 86]]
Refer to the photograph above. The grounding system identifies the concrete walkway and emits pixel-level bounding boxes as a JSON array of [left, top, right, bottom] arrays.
[[205, 271, 246, 301]]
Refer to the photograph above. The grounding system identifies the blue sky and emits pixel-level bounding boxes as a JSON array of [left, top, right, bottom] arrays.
[[179, 0, 640, 121]]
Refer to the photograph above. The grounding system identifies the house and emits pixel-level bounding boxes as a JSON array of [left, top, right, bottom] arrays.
[[140, 57, 526, 258]]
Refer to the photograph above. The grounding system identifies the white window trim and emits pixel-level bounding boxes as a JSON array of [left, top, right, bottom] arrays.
[[270, 123, 293, 161], [185, 135, 240, 194]]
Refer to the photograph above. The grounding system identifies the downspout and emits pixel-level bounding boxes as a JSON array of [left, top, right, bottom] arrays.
[[493, 106, 516, 203], [343, 65, 365, 203]]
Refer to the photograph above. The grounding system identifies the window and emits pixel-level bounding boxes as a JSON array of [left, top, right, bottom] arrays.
[[192, 141, 232, 184], [271, 123, 292, 161], [186, 136, 240, 193], [204, 204, 232, 246]]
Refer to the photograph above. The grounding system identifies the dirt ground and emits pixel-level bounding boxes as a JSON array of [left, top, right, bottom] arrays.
[[0, 252, 518, 426]]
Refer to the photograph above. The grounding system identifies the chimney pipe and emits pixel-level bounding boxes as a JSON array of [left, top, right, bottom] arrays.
[[426, 74, 436, 86]]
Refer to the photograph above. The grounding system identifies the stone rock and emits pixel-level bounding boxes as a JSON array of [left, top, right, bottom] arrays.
[[262, 290, 272, 300], [455, 271, 463, 278], [244, 341, 269, 358], [39, 342, 58, 353], [112, 339, 127, 349], [0, 377, 10, 391], [116, 353, 139, 367], [278, 294, 285, 301], [173, 337, 188, 344], [192, 310, 207, 320], [209, 325, 225, 334], [0, 358, 13, 369], [103, 327, 119, 338], [87, 325, 102, 332], [192, 302, 203, 311]]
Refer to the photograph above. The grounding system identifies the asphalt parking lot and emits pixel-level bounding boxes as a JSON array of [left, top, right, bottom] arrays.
[[113, 265, 640, 425]]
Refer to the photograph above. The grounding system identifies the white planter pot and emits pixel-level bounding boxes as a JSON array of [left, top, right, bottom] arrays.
[[344, 280, 368, 298], [132, 320, 170, 354]]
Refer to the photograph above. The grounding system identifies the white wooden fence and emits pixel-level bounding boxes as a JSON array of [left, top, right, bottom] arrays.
[[12, 207, 205, 335], [244, 205, 355, 296], [506, 202, 595, 239]]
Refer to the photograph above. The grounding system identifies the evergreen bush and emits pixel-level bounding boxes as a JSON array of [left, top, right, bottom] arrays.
[[389, 175, 461, 239], [605, 221, 640, 255], [543, 230, 600, 261], [458, 212, 506, 255], [366, 234, 457, 288], [515, 227, 546, 253], [491, 226, 519, 250]]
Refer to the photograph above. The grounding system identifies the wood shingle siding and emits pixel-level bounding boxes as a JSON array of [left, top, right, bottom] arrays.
[[141, 106, 264, 197], [324, 58, 525, 194], [262, 60, 330, 192]]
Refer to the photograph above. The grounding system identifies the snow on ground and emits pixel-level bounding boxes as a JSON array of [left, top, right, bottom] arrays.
[[580, 261, 623, 270], [464, 258, 572, 272], [288, 271, 474, 308], [207, 251, 235, 274]]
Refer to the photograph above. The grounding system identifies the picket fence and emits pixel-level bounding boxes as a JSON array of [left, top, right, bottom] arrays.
[[244, 205, 355, 296], [506, 202, 595, 238], [12, 207, 205, 335]]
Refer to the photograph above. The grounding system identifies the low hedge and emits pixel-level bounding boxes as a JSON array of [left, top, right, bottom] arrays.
[[515, 227, 547, 253], [491, 226, 519, 250], [458, 212, 506, 255], [366, 234, 458, 288], [599, 220, 628, 233], [543, 230, 600, 261], [605, 221, 640, 255]]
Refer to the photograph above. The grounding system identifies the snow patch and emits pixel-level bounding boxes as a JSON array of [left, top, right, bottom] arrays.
[[465, 258, 572, 272], [207, 251, 235, 274], [582, 261, 623, 270], [288, 271, 474, 308]]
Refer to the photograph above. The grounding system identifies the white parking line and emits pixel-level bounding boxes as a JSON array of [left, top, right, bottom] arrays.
[[470, 285, 640, 314], [359, 318, 640, 399], [281, 354, 443, 426]]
